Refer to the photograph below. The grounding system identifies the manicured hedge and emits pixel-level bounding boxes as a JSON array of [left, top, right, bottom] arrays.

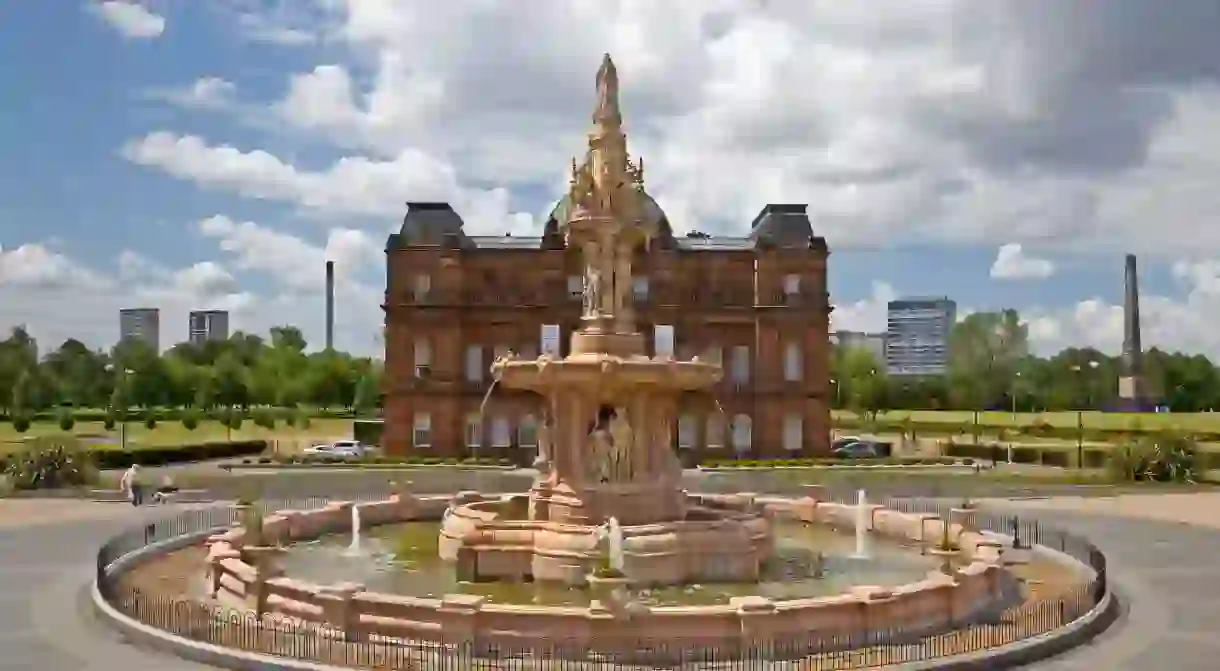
[[1, 439, 268, 471], [832, 417, 1220, 443], [91, 440, 269, 469], [225, 454, 513, 468], [700, 456, 964, 469]]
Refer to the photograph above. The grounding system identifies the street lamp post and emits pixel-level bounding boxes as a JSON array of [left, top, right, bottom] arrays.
[[1008, 371, 1022, 464], [1070, 361, 1100, 468]]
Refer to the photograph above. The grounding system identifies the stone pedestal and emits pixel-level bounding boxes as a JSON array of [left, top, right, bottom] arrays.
[[949, 508, 977, 534], [243, 545, 286, 616], [318, 582, 365, 641]]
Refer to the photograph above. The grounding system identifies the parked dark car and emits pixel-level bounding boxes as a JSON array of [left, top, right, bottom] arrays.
[[832, 439, 893, 459]]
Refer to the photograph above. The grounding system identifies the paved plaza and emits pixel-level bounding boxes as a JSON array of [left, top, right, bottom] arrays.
[[3, 493, 1220, 670]]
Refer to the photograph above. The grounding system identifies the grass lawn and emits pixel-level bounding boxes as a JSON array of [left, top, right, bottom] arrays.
[[0, 418, 354, 455], [834, 410, 1220, 431]]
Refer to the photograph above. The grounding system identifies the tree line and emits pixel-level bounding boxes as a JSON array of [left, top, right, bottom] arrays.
[[0, 325, 382, 423], [2, 307, 1217, 426], [834, 309, 1220, 415]]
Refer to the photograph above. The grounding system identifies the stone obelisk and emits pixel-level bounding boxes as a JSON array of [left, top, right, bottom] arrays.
[[1117, 254, 1150, 411]]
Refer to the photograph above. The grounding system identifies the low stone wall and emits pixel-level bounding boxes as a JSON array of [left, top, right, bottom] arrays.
[[203, 489, 1018, 658]]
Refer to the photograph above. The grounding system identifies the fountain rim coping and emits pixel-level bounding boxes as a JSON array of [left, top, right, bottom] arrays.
[[449, 499, 761, 531], [206, 492, 1065, 617]]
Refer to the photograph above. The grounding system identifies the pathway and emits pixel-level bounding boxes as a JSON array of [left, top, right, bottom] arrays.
[[982, 494, 1220, 670], [0, 500, 211, 671]]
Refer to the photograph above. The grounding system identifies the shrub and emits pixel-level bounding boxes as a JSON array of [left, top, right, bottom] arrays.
[[144, 412, 158, 430], [181, 409, 200, 431], [252, 407, 276, 430], [102, 413, 117, 431], [2, 436, 97, 490], [57, 408, 76, 432], [1106, 432, 1198, 483], [11, 414, 31, 433], [284, 411, 298, 428]]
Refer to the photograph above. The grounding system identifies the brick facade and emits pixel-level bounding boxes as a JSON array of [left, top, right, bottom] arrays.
[[382, 202, 833, 461]]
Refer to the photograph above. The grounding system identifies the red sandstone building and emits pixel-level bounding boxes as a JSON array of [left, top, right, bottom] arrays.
[[382, 197, 833, 460]]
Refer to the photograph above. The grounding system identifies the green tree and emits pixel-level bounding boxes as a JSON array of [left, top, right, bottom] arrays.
[[352, 371, 380, 416]]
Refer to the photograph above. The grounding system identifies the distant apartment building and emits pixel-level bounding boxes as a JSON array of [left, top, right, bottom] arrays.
[[885, 297, 956, 377], [832, 330, 887, 366], [188, 310, 230, 346], [118, 308, 160, 352]]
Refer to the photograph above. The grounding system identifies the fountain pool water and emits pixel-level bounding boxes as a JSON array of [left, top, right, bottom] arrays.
[[278, 518, 939, 608]]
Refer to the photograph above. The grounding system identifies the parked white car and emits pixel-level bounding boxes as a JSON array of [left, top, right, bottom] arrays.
[[303, 440, 375, 458]]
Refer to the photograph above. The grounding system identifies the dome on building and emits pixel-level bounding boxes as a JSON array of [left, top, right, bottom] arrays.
[[542, 190, 675, 247]]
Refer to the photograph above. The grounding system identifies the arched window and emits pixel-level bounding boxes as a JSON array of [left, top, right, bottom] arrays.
[[491, 416, 512, 447], [731, 414, 752, 453], [706, 415, 724, 448], [783, 414, 803, 452], [678, 414, 698, 449], [784, 343, 802, 381], [464, 413, 482, 448], [518, 414, 538, 447], [413, 339, 432, 377], [412, 413, 432, 448]]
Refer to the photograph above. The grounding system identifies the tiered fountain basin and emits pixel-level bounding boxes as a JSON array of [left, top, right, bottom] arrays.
[[438, 491, 770, 585], [204, 489, 1022, 659], [491, 351, 723, 394]]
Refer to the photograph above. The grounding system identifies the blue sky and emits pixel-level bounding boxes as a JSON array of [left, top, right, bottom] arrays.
[[2, 1, 1219, 357]]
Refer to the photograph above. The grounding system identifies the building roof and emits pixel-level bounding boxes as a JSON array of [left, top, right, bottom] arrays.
[[387, 200, 828, 253], [747, 204, 816, 250]]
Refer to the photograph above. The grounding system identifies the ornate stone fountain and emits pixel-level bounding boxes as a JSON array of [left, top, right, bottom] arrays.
[[438, 54, 773, 587]]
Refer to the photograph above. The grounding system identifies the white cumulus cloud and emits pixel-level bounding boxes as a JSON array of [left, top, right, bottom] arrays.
[[90, 1, 165, 40], [990, 243, 1056, 280]]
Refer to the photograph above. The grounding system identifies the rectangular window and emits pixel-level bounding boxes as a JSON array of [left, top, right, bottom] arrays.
[[731, 414, 752, 453], [783, 414, 803, 452], [464, 413, 483, 448], [414, 339, 432, 378], [706, 415, 724, 447], [413, 274, 432, 301], [541, 324, 561, 356], [784, 343, 802, 382], [492, 416, 512, 447], [518, 414, 538, 447], [678, 414, 697, 449], [783, 274, 801, 295], [730, 345, 750, 384], [633, 276, 650, 302], [465, 345, 484, 382], [567, 275, 582, 299], [653, 324, 675, 359], [412, 413, 432, 448]]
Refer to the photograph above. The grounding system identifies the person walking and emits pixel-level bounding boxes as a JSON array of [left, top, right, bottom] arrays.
[[120, 464, 144, 507]]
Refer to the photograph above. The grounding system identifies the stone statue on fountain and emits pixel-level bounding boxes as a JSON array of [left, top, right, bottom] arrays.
[[608, 406, 634, 481]]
